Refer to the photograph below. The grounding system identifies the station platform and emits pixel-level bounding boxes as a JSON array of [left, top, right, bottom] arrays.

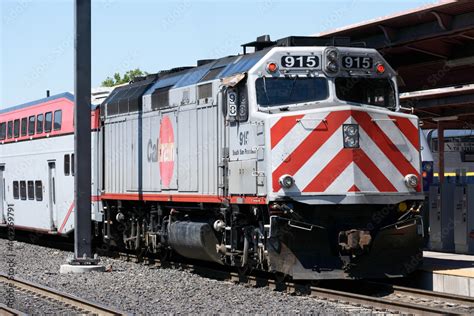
[[416, 251, 474, 297]]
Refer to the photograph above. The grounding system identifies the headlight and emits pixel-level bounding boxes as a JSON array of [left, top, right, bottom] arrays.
[[343, 124, 359, 148], [279, 174, 295, 189], [325, 48, 339, 74], [404, 174, 419, 188], [327, 49, 338, 62], [326, 61, 339, 73]]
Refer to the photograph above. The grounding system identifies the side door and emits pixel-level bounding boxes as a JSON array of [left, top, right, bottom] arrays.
[[0, 165, 5, 224], [226, 84, 261, 195], [48, 161, 57, 230]]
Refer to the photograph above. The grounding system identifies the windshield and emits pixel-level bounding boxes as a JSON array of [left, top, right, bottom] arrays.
[[335, 78, 395, 108], [256, 77, 329, 107]]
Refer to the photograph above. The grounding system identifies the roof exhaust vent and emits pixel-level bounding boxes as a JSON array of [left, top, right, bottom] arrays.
[[197, 59, 216, 67], [241, 34, 276, 54]]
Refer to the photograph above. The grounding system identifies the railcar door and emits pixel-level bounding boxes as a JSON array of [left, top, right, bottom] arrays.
[[48, 161, 57, 230], [0, 165, 5, 224]]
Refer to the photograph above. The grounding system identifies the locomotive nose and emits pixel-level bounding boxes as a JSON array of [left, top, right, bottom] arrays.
[[270, 108, 421, 197]]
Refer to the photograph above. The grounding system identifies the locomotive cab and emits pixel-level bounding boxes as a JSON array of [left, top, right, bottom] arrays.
[[224, 41, 424, 279]]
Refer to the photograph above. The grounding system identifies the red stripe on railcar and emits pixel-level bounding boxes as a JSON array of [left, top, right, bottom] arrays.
[[100, 193, 267, 205]]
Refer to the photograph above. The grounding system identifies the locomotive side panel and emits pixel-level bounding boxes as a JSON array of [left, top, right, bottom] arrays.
[[141, 111, 161, 192], [177, 107, 198, 192], [195, 102, 219, 195], [103, 115, 139, 195]]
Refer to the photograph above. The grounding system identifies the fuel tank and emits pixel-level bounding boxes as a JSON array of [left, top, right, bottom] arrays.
[[168, 221, 222, 264]]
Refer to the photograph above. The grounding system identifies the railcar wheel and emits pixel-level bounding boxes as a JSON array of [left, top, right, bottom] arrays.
[[237, 264, 251, 278]]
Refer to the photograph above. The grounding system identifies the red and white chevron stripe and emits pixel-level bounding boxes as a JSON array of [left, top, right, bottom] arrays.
[[270, 109, 421, 195]]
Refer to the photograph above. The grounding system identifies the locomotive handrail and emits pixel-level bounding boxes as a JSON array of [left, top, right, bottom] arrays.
[[288, 220, 313, 231], [296, 118, 327, 122], [371, 118, 396, 122]]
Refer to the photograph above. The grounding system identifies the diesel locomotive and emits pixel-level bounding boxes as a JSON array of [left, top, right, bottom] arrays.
[[0, 36, 424, 279]]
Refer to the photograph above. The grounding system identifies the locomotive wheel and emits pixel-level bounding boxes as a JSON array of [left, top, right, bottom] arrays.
[[237, 264, 251, 277]]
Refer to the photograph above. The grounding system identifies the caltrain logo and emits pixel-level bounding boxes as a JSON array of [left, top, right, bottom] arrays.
[[159, 116, 175, 188]]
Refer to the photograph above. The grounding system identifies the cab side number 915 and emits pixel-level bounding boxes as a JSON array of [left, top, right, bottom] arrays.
[[281, 55, 319, 68]]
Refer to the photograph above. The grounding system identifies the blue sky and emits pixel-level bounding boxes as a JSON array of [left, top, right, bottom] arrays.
[[1, 0, 432, 109]]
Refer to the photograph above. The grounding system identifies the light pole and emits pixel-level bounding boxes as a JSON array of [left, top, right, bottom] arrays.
[[61, 0, 104, 273]]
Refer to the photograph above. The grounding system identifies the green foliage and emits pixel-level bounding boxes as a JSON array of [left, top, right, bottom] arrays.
[[101, 68, 149, 87]]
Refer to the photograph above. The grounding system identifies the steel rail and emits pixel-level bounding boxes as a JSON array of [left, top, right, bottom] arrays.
[[0, 273, 124, 315], [368, 281, 474, 308], [118, 251, 473, 315], [0, 303, 25, 316], [227, 273, 461, 315], [307, 285, 460, 316]]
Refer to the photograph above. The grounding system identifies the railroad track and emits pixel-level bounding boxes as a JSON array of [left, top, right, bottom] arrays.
[[0, 303, 24, 316], [118, 251, 474, 315], [0, 273, 124, 315]]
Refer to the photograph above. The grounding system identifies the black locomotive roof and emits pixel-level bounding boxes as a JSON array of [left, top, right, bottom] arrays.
[[101, 74, 158, 116], [101, 35, 364, 117]]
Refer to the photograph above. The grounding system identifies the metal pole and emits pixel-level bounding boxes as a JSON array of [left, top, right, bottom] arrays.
[[438, 122, 445, 185], [73, 0, 92, 261]]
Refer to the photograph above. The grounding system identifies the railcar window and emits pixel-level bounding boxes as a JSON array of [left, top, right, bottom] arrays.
[[256, 77, 329, 107], [21, 117, 27, 136], [200, 67, 224, 82], [0, 122, 6, 140], [151, 87, 171, 110], [20, 181, 26, 200], [13, 181, 19, 199], [71, 154, 75, 176], [27, 181, 34, 200], [37, 114, 44, 134], [7, 121, 13, 139], [28, 116, 35, 135], [44, 112, 52, 132], [198, 83, 213, 100], [14, 119, 20, 138], [54, 110, 62, 131], [64, 154, 70, 176], [335, 78, 395, 108], [35, 181, 43, 201]]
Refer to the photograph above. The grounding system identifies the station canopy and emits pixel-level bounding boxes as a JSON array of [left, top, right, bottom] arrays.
[[318, 0, 474, 129]]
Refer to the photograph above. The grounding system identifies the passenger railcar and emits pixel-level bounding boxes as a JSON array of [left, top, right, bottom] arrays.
[[0, 93, 102, 234], [426, 129, 474, 184], [1, 36, 425, 280]]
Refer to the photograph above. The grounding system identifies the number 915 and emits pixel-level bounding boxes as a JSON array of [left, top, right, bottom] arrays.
[[281, 55, 319, 68]]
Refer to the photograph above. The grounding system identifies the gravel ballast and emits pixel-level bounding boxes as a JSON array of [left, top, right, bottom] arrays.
[[0, 238, 375, 314]]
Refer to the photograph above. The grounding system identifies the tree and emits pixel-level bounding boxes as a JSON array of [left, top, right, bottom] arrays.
[[101, 68, 148, 87]]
